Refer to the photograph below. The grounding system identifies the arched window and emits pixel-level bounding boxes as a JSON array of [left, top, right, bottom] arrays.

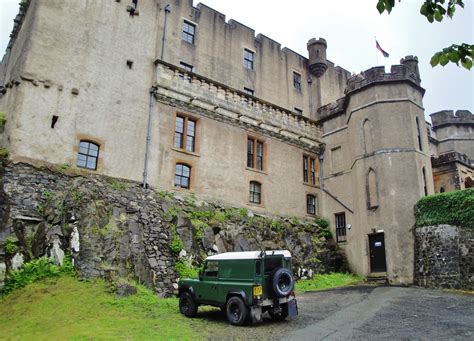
[[174, 163, 191, 189], [249, 181, 261, 204], [440, 187, 445, 193], [422, 166, 428, 196], [363, 119, 373, 155], [77, 141, 99, 170], [416, 117, 423, 151], [367, 169, 379, 209], [307, 194, 317, 215], [465, 177, 473, 189]]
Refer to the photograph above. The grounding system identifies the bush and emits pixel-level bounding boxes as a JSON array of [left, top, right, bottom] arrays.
[[415, 189, 474, 228], [3, 256, 74, 295], [175, 260, 199, 279], [3, 238, 18, 255]]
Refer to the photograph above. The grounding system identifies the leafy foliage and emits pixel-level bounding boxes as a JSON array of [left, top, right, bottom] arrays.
[[376, 0, 473, 70], [3, 256, 74, 295], [3, 237, 18, 255], [415, 189, 474, 228], [175, 260, 199, 279], [170, 225, 183, 255], [0, 112, 6, 130]]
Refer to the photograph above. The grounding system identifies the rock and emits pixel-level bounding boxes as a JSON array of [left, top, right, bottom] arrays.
[[0, 262, 6, 292], [115, 281, 137, 297], [178, 249, 187, 258], [234, 236, 250, 252], [49, 237, 65, 266], [70, 226, 80, 252], [201, 227, 215, 251], [11, 253, 24, 270]]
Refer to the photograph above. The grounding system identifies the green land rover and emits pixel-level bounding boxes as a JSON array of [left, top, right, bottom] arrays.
[[177, 250, 298, 326]]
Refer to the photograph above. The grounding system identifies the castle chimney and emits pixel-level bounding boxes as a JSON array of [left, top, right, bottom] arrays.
[[307, 38, 328, 78], [400, 55, 420, 81]]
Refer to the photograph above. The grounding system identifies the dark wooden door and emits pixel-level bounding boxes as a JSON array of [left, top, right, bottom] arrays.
[[369, 233, 387, 272]]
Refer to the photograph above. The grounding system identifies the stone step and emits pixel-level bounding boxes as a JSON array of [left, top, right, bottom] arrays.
[[367, 273, 388, 284]]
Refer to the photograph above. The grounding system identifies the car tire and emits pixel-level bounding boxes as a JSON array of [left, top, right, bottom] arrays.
[[226, 296, 249, 326], [268, 302, 289, 320], [272, 268, 294, 298], [179, 291, 198, 317]]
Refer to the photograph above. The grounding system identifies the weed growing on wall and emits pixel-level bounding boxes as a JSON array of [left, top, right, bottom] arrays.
[[3, 237, 18, 255]]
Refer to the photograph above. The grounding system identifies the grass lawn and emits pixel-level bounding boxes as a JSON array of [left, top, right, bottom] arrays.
[[295, 272, 363, 293], [0, 276, 208, 341]]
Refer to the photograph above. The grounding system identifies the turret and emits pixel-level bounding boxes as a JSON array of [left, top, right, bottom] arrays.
[[400, 55, 420, 82], [307, 38, 328, 78]]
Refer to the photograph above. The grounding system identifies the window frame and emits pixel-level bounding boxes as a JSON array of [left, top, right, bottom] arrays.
[[178, 62, 194, 82], [306, 194, 317, 215], [182, 20, 196, 44], [294, 108, 303, 115], [243, 87, 254, 96], [244, 48, 255, 70], [335, 212, 347, 243], [249, 181, 262, 204], [174, 163, 191, 189], [174, 114, 197, 153], [76, 140, 100, 170], [247, 136, 264, 171], [303, 155, 317, 185], [293, 72, 302, 92]]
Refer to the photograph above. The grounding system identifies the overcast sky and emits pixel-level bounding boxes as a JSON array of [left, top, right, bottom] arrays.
[[1, 0, 472, 121]]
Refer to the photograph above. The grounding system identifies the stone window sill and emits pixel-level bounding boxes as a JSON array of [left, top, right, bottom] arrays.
[[171, 147, 200, 157], [246, 167, 267, 175]]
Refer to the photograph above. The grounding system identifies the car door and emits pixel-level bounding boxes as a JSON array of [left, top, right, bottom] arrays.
[[196, 260, 220, 304]]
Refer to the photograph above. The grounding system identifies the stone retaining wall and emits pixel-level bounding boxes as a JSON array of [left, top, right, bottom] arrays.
[[415, 224, 473, 290], [0, 160, 346, 295]]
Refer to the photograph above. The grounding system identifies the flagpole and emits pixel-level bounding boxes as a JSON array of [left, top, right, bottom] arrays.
[[374, 36, 379, 66]]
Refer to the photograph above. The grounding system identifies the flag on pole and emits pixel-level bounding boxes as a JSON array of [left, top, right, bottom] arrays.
[[375, 40, 390, 58]]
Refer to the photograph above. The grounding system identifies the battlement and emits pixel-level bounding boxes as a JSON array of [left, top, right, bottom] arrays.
[[430, 110, 474, 128], [431, 151, 473, 168], [345, 61, 422, 94]]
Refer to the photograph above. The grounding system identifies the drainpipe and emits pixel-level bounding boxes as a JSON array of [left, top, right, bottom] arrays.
[[318, 143, 354, 214], [142, 4, 170, 188]]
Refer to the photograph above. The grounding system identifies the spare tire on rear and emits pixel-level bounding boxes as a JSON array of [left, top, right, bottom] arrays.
[[272, 267, 294, 298]]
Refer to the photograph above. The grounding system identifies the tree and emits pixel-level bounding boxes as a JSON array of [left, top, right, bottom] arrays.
[[376, 0, 473, 70]]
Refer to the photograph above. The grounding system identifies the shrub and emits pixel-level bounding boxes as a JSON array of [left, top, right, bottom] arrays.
[[175, 260, 199, 279], [170, 226, 183, 255], [0, 111, 6, 130], [4, 238, 18, 255], [3, 255, 74, 295], [315, 216, 329, 229], [415, 189, 474, 228]]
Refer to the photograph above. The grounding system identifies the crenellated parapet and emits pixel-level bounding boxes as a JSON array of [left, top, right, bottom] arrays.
[[431, 151, 473, 168], [154, 60, 323, 153], [430, 110, 474, 128]]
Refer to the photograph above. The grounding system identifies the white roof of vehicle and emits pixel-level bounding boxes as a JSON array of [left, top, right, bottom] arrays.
[[206, 250, 291, 261]]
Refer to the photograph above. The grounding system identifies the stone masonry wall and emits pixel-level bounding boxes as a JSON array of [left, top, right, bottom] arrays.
[[0, 160, 346, 295], [415, 225, 473, 290]]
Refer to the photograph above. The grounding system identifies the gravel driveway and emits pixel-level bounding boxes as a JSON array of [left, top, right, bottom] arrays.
[[200, 286, 473, 340]]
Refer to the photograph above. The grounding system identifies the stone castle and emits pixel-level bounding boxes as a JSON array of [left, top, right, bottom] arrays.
[[0, 0, 472, 285]]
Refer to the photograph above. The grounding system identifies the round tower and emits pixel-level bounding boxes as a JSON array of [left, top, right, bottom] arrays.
[[400, 55, 420, 81], [307, 38, 328, 78]]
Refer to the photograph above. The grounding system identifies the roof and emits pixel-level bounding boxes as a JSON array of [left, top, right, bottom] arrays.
[[206, 250, 291, 261]]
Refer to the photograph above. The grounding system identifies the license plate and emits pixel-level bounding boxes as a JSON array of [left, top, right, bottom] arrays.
[[253, 286, 263, 296]]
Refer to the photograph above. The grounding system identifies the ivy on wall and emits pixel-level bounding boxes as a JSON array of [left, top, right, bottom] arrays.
[[415, 189, 474, 228]]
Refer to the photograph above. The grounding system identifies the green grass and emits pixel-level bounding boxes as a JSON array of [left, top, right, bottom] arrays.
[[295, 273, 363, 293], [0, 276, 208, 340]]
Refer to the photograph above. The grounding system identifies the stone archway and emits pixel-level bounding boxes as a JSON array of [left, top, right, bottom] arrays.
[[465, 177, 473, 189]]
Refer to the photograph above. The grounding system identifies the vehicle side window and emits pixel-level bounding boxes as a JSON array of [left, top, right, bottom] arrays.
[[204, 261, 219, 277], [255, 260, 261, 275]]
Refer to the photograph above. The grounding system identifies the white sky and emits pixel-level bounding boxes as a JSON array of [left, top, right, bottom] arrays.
[[1, 0, 472, 121]]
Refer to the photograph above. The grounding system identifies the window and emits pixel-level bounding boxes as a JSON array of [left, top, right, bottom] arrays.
[[303, 155, 317, 185], [204, 261, 218, 277], [416, 117, 423, 151], [178, 62, 193, 82], [174, 163, 191, 189], [367, 169, 379, 209], [363, 119, 373, 155], [294, 108, 303, 115], [77, 141, 99, 170], [249, 181, 261, 204], [247, 137, 264, 171], [307, 194, 317, 215], [422, 166, 427, 196], [182, 21, 196, 44], [335, 213, 346, 243], [293, 72, 302, 92], [174, 115, 196, 152], [243, 87, 254, 96], [244, 49, 254, 70]]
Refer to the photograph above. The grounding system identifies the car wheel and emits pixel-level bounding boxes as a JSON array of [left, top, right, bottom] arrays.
[[226, 296, 249, 326], [179, 291, 198, 317], [268, 303, 289, 321], [272, 268, 294, 298]]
